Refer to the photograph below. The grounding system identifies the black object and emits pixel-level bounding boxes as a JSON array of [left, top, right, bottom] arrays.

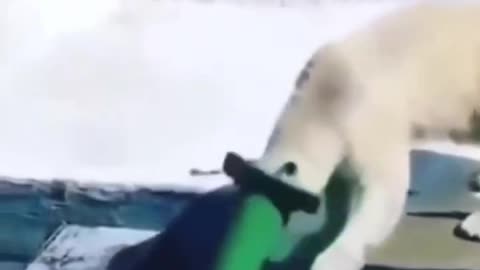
[[223, 152, 320, 223]]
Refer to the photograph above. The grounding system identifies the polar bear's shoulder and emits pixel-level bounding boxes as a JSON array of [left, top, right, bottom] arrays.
[[321, 1, 480, 82]]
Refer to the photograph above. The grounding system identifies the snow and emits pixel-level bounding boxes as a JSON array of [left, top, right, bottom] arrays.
[[26, 224, 158, 270], [0, 0, 419, 191]]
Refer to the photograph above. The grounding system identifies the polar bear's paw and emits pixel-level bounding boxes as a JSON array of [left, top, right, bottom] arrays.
[[453, 212, 480, 242], [311, 245, 364, 270]]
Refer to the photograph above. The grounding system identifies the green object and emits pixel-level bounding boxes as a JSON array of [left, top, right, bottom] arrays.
[[217, 152, 321, 270], [215, 164, 355, 270], [217, 195, 283, 270], [105, 152, 351, 270], [215, 152, 357, 270]]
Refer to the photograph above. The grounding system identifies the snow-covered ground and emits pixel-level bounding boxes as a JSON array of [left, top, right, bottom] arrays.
[[26, 224, 158, 270]]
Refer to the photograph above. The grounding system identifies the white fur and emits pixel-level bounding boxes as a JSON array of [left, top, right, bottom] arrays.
[[459, 212, 480, 239], [256, 2, 480, 270]]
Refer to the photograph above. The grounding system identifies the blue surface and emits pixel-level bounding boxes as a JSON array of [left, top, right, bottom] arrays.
[[409, 150, 480, 213], [0, 180, 196, 267]]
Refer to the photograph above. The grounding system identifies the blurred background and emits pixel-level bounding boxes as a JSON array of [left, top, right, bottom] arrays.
[[0, 0, 411, 186], [3, 1, 480, 270]]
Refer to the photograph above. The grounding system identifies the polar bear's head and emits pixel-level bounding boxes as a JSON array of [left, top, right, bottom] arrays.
[[254, 98, 346, 196], [254, 48, 349, 196]]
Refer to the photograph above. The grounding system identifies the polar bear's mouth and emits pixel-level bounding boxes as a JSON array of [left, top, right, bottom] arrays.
[[264, 158, 358, 268], [223, 153, 353, 266]]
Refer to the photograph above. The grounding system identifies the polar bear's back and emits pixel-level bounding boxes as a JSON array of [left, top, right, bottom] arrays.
[[310, 2, 480, 139], [337, 1, 480, 84]]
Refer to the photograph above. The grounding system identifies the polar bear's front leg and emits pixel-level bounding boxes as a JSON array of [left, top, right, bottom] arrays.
[[454, 212, 480, 241], [312, 112, 411, 270], [311, 176, 409, 270]]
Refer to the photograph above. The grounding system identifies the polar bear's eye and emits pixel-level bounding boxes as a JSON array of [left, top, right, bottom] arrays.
[[283, 161, 297, 176]]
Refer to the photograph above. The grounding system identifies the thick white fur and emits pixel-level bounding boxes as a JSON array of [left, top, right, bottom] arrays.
[[256, 2, 480, 270]]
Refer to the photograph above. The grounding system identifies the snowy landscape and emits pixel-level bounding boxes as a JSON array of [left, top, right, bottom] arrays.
[[2, 0, 480, 269], [1, 0, 415, 187]]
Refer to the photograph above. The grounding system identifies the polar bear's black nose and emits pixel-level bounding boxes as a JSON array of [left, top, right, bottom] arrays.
[[282, 162, 297, 176]]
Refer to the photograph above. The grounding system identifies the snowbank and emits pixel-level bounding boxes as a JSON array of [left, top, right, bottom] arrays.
[[26, 225, 157, 270]]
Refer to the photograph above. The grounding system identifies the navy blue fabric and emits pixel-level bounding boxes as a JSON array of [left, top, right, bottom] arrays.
[[107, 185, 246, 270]]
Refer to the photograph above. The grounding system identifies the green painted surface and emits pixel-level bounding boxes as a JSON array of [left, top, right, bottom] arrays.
[[218, 195, 283, 270]]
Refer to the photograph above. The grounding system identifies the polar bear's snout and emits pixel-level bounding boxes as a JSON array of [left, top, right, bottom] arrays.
[[273, 161, 298, 178], [254, 149, 336, 196]]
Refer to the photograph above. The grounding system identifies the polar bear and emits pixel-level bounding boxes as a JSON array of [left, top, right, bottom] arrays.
[[255, 2, 480, 270]]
